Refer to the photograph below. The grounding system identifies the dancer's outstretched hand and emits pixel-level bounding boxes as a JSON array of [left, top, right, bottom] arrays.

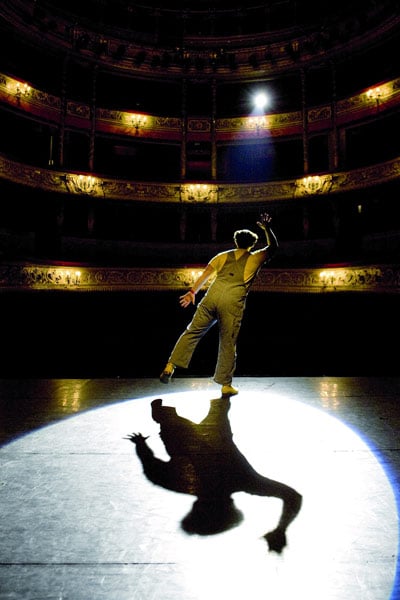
[[179, 290, 195, 308], [257, 212, 273, 230]]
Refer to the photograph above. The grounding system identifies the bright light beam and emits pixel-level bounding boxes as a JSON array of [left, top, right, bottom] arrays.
[[253, 91, 269, 111]]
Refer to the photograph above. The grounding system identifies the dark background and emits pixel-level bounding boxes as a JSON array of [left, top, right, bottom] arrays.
[[1, 290, 398, 378]]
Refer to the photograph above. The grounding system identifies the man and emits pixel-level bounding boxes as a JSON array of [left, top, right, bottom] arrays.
[[160, 212, 278, 396]]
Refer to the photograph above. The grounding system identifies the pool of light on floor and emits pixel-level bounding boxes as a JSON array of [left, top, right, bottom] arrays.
[[0, 389, 397, 600]]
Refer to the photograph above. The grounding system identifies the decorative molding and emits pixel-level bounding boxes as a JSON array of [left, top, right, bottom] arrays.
[[253, 265, 400, 293], [0, 263, 398, 294], [1, 153, 400, 203], [180, 184, 218, 203], [216, 113, 303, 138], [294, 175, 334, 197], [63, 174, 102, 196], [1, 73, 400, 139], [187, 118, 211, 133]]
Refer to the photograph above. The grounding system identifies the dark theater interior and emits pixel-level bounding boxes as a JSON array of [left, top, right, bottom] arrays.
[[0, 1, 399, 598]]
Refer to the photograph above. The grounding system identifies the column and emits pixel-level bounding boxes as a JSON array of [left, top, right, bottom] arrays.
[[88, 65, 98, 172], [329, 61, 339, 171], [301, 69, 309, 175], [211, 79, 217, 181], [180, 79, 187, 180], [88, 65, 98, 235], [179, 79, 188, 240], [210, 79, 218, 241], [58, 54, 69, 168]]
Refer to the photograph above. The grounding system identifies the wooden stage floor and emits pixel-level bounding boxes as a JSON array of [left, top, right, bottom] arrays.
[[0, 377, 399, 600]]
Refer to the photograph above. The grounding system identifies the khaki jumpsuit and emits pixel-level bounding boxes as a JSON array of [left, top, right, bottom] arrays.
[[168, 249, 262, 385]]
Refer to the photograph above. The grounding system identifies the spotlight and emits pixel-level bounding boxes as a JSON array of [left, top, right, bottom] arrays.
[[253, 92, 268, 111]]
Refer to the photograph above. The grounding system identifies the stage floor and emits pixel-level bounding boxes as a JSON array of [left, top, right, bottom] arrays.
[[0, 377, 399, 600]]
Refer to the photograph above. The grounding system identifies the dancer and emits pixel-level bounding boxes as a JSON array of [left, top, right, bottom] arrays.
[[160, 212, 278, 396]]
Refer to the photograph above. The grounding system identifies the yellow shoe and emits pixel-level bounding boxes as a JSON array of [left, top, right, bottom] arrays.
[[221, 384, 238, 397], [160, 362, 175, 384]]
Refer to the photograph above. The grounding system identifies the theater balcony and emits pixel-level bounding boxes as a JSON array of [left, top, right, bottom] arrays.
[[0, 0, 399, 376]]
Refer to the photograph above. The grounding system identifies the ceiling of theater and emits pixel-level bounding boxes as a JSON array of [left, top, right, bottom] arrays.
[[30, 0, 395, 38], [15, 0, 396, 59], [1, 0, 399, 88]]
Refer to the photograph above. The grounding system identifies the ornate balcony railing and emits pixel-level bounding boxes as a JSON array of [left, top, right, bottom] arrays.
[[0, 262, 398, 294], [1, 153, 400, 203], [1, 73, 399, 140]]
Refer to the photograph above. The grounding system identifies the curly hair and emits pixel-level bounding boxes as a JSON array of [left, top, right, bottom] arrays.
[[233, 229, 258, 249]]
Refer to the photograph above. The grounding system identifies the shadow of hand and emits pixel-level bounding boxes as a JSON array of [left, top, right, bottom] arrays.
[[264, 528, 287, 553]]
